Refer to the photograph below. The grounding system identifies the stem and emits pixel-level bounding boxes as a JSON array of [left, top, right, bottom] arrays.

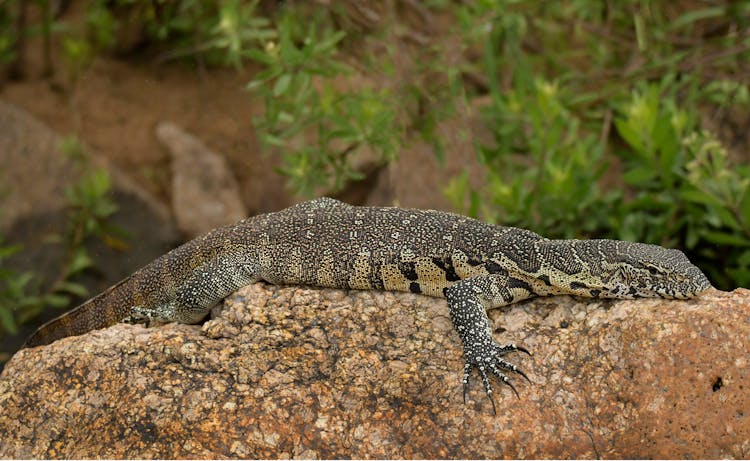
[[44, 207, 88, 299]]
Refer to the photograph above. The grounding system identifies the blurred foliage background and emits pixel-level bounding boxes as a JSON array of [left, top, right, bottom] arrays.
[[1, 0, 749, 339]]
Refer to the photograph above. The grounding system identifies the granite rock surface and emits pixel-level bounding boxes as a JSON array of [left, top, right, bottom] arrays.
[[0, 285, 747, 458]]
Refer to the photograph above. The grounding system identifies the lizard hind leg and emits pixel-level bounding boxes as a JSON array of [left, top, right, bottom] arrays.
[[128, 300, 209, 324], [445, 273, 535, 414], [127, 255, 264, 327]]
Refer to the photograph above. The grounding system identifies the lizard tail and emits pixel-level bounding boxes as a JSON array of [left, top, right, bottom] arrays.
[[22, 277, 133, 348]]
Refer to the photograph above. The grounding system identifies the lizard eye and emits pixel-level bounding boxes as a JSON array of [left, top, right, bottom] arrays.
[[647, 266, 659, 275]]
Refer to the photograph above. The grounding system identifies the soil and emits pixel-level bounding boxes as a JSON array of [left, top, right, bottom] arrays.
[[1, 56, 292, 215]]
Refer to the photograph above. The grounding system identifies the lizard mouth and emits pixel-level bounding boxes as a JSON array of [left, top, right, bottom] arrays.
[[667, 281, 712, 299], [662, 267, 712, 299], [691, 270, 713, 295]]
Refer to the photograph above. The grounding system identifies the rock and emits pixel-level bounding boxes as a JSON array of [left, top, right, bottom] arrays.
[[0, 286, 747, 458], [366, 97, 491, 210], [156, 121, 247, 239], [0, 100, 77, 231]]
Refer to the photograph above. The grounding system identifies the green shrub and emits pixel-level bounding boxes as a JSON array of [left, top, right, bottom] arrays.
[[443, 1, 749, 290], [246, 11, 401, 196]]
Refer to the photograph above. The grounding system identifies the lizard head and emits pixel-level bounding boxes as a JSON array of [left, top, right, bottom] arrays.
[[598, 240, 713, 299]]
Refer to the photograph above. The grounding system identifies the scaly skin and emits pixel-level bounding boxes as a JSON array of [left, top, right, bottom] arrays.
[[24, 198, 712, 411]]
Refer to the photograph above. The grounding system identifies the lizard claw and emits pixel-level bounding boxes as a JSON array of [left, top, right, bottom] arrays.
[[462, 342, 530, 413], [477, 365, 497, 415], [490, 363, 521, 399], [515, 367, 532, 385], [497, 343, 532, 356], [503, 376, 520, 400], [517, 346, 532, 356]]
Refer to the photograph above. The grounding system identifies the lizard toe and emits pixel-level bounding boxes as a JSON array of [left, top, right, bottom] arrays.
[[495, 342, 532, 356], [476, 364, 497, 415], [489, 363, 520, 399]]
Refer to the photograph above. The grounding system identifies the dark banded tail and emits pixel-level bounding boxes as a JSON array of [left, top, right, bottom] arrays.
[[23, 277, 134, 348]]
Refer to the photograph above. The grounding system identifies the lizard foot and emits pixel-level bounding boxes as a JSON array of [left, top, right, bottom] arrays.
[[461, 343, 531, 415], [122, 305, 152, 324], [129, 305, 154, 321]]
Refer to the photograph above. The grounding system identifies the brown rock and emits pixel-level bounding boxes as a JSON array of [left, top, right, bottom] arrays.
[[0, 286, 747, 458], [156, 121, 247, 239], [366, 97, 491, 211], [0, 99, 77, 231]]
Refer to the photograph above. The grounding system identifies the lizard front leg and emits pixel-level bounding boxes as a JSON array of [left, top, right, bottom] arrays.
[[444, 273, 535, 414]]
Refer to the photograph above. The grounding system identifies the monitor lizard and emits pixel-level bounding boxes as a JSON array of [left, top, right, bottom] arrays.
[[23, 197, 712, 413]]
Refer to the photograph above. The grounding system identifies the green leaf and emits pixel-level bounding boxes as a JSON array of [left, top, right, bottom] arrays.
[[714, 207, 742, 231], [5, 272, 33, 298], [654, 115, 678, 170], [443, 171, 469, 213], [0, 306, 18, 335], [669, 7, 726, 30], [261, 133, 286, 147], [0, 243, 21, 259], [680, 189, 724, 207], [614, 118, 644, 154], [314, 30, 346, 54], [273, 74, 292, 97], [245, 79, 265, 92], [243, 47, 275, 65], [277, 111, 294, 124], [92, 199, 117, 219], [622, 167, 657, 186], [44, 294, 71, 308], [69, 250, 93, 275], [701, 230, 749, 247], [57, 281, 89, 298]]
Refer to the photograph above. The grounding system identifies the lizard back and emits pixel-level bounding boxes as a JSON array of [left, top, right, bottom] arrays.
[[242, 197, 543, 297]]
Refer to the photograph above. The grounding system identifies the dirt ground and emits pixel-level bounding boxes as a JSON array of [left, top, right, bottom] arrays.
[[1, 55, 293, 215]]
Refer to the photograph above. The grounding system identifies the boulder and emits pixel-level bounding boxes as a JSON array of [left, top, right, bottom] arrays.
[[156, 121, 247, 239], [0, 285, 747, 458]]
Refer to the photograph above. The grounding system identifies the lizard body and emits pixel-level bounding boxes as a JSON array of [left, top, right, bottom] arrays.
[[24, 198, 712, 409]]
